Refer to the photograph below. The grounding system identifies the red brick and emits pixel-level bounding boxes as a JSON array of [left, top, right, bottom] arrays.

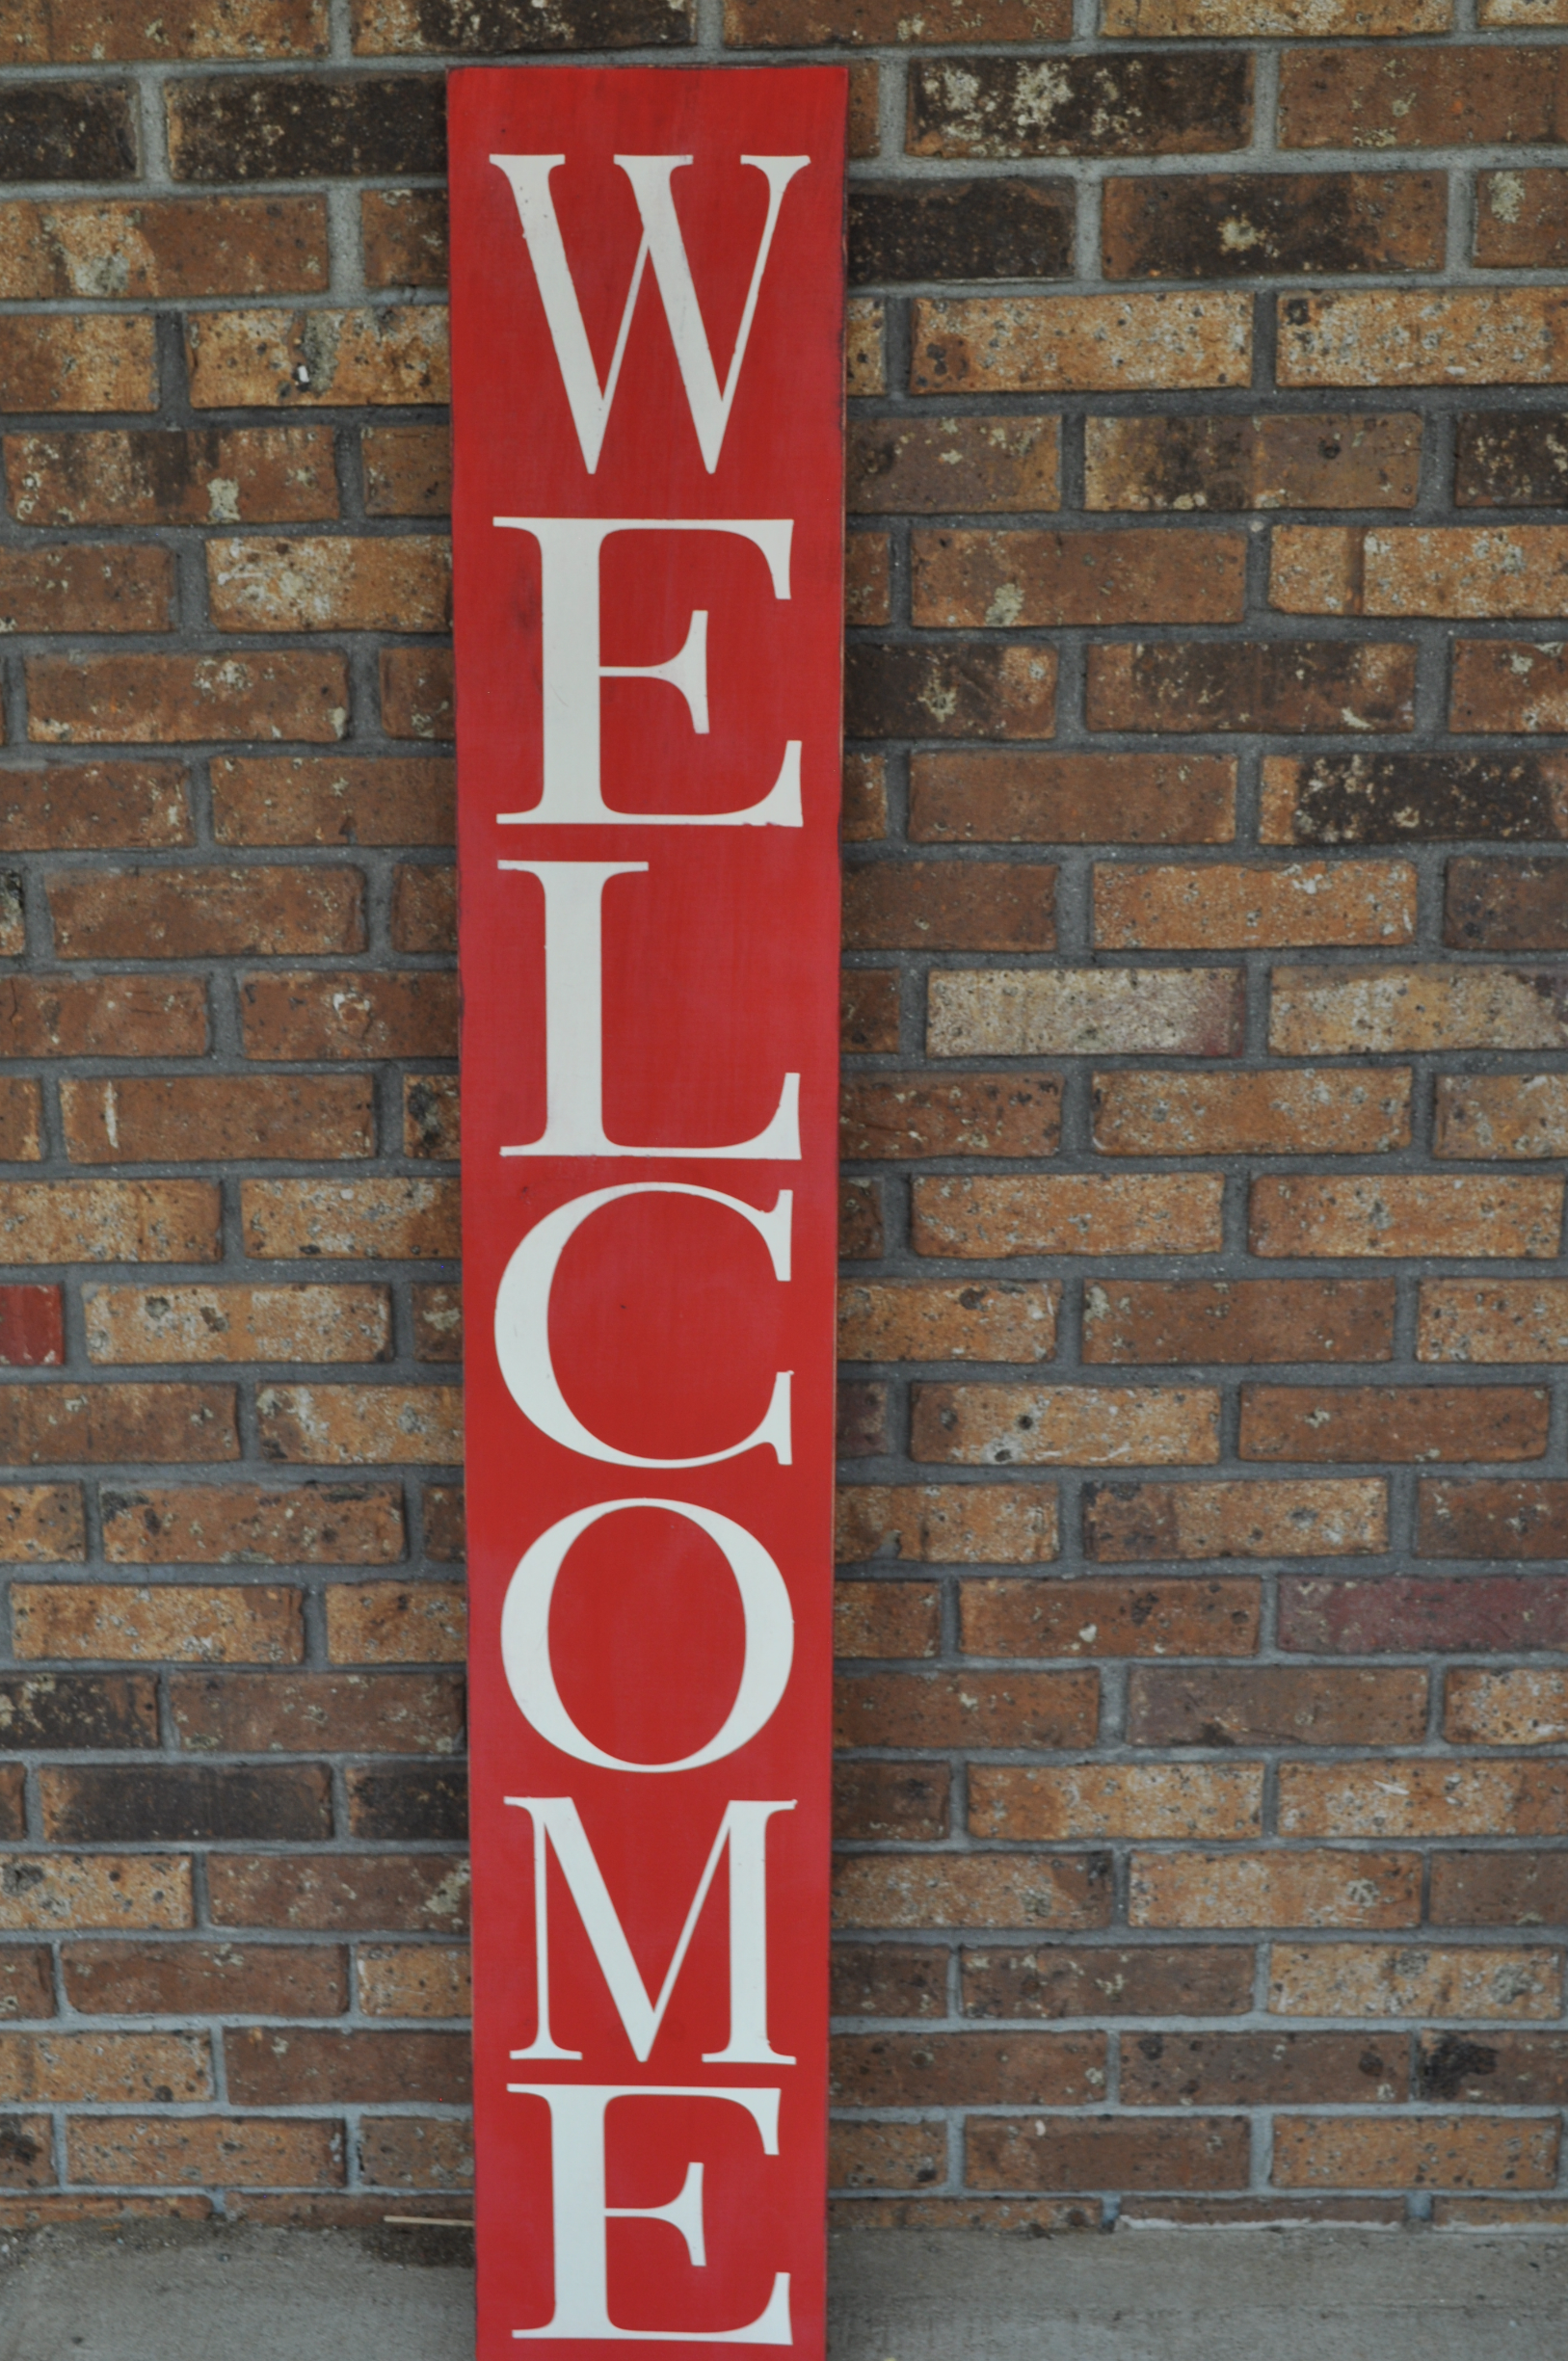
[[841, 754, 887, 844], [255, 1384, 462, 1465], [8, 0, 327, 59], [1103, 171, 1444, 279], [239, 972, 456, 1060], [1250, 1174, 1562, 1259], [1095, 1069, 1411, 1157], [907, 51, 1249, 159], [358, 1947, 469, 2018], [1129, 1850, 1420, 1931], [961, 1575, 1259, 1658], [226, 2028, 467, 2108], [361, 424, 451, 515], [1280, 1759, 1568, 1839], [49, 867, 363, 959], [0, 1387, 238, 1468], [0, 1488, 85, 1562], [0, 1083, 40, 1163], [1277, 289, 1568, 389], [0, 546, 172, 635], [1083, 1278, 1395, 1366], [971, 1764, 1262, 1843], [831, 2029, 1102, 2109], [391, 864, 454, 954], [912, 294, 1252, 396], [1129, 1666, 1425, 1747], [405, 1076, 460, 1161], [1431, 1854, 1568, 1930], [0, 977, 206, 1058], [13, 1582, 296, 1663], [841, 1074, 1060, 1160], [1240, 1385, 1549, 1464], [1123, 2030, 1408, 2108], [359, 189, 446, 287], [835, 1668, 1097, 1751], [839, 1180, 883, 1260], [27, 654, 348, 745], [848, 414, 1058, 514], [211, 755, 452, 847], [843, 862, 1055, 952], [380, 648, 453, 740], [208, 1854, 467, 1933], [841, 970, 899, 1054], [1281, 1575, 1568, 1656], [358, 2119, 472, 2189], [412, 1283, 462, 1363], [0, 1287, 63, 1366], [1444, 860, 1568, 954], [68, 2116, 340, 2190], [837, 1278, 1057, 1364], [833, 1580, 940, 1659], [7, 425, 336, 526], [1419, 1281, 1568, 1363], [910, 752, 1236, 845], [0, 1857, 193, 1934], [829, 2122, 943, 2193], [961, 1944, 1251, 2020], [1420, 1476, 1568, 1560], [1273, 2115, 1558, 2192], [63, 1077, 373, 1166], [969, 2115, 1248, 2193], [0, 2032, 210, 2107], [832, 1945, 946, 2021], [1272, 1944, 1560, 2022], [833, 1852, 1111, 1932], [1450, 642, 1568, 733], [914, 528, 1244, 628], [0, 198, 326, 304], [834, 1763, 949, 1843], [0, 761, 191, 851], [324, 1581, 465, 1663]]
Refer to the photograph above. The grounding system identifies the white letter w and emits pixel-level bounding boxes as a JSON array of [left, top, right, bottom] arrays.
[[490, 154, 807, 474]]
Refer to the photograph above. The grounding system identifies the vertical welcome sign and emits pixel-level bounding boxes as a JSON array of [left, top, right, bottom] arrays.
[[448, 68, 847, 2360]]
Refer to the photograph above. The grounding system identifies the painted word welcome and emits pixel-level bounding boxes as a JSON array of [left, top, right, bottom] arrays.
[[449, 68, 847, 2361]]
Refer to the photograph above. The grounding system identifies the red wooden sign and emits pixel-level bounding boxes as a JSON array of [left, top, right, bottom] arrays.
[[448, 66, 847, 2359]]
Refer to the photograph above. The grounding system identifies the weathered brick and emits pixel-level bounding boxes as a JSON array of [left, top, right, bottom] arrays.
[[241, 1179, 458, 1261], [411, 1284, 461, 1364], [1270, 1944, 1561, 2021], [1129, 1851, 1420, 1930], [829, 2121, 944, 2192], [1262, 752, 1568, 845], [913, 1174, 1223, 1260], [837, 1279, 1058, 1364], [836, 1483, 1057, 1566], [13, 1584, 299, 1664], [0, 1950, 54, 2020], [324, 1583, 465, 1663], [832, 2029, 1102, 2109], [1279, 522, 1568, 619], [909, 53, 1249, 161], [1251, 1174, 1561, 1260], [1451, 642, 1568, 735], [208, 535, 449, 633], [1271, 966, 1568, 1061], [0, 546, 173, 635], [1093, 1071, 1411, 1159], [256, 1384, 461, 1466], [0, 1857, 192, 1933], [844, 642, 1055, 740], [212, 755, 452, 847], [1444, 860, 1568, 955], [1131, 1665, 1423, 1749], [929, 968, 1242, 1057], [911, 753, 1236, 845], [833, 1851, 1111, 1932], [1104, 172, 1445, 279], [969, 2115, 1248, 2193], [1281, 1760, 1568, 1838], [50, 867, 362, 960], [68, 2116, 339, 2190], [1087, 644, 1414, 735], [843, 862, 1055, 952], [0, 1288, 62, 1366], [40, 1763, 331, 1845], [1084, 412, 1420, 513], [27, 653, 348, 745], [360, 426, 450, 521], [208, 1853, 467, 1932], [841, 1074, 1060, 1161], [7, 0, 327, 59], [1455, 411, 1568, 504], [358, 0, 690, 47], [1279, 46, 1561, 151], [7, 426, 335, 527], [962, 1574, 1258, 1658], [358, 1945, 469, 2017], [1281, 1574, 1568, 1654], [837, 1668, 1096, 1752], [0, 1083, 42, 1165], [100, 1482, 401, 1564], [841, 970, 899, 1054], [64, 1077, 373, 1168], [173, 1669, 458, 1757], [834, 1580, 941, 1659], [0, 1180, 218, 1265], [1278, 290, 1568, 387], [0, 2032, 209, 2107], [850, 180, 1073, 284], [0, 1671, 153, 1748], [0, 1486, 82, 1564], [388, 868, 453, 959], [1123, 2030, 1407, 2109], [913, 295, 1252, 395], [848, 416, 1058, 516], [917, 528, 1245, 629], [239, 973, 457, 1060], [186, 307, 448, 409], [1273, 2116, 1557, 2192], [973, 1764, 1261, 1844], [1420, 1281, 1568, 1364], [832, 1945, 946, 2020], [837, 1382, 889, 1460], [0, 762, 190, 852], [913, 1384, 1220, 1468], [1102, 0, 1448, 26], [359, 190, 446, 289], [225, 2027, 467, 2108], [168, 73, 442, 181], [1420, 1477, 1568, 1560], [0, 1387, 238, 1468], [834, 1762, 947, 1844], [846, 298, 885, 397], [962, 1943, 1252, 2020], [1448, 1669, 1568, 1747], [0, 84, 138, 178], [346, 1764, 465, 1843], [0, 978, 206, 1059], [0, 319, 155, 414], [1419, 2032, 1568, 2105], [0, 198, 326, 305], [1242, 1383, 1549, 1464], [1084, 1477, 1386, 1562], [358, 2116, 472, 2188], [727, 0, 1066, 40], [839, 1180, 883, 1260]]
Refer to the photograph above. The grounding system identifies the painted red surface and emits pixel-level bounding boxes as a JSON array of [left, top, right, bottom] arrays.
[[448, 66, 847, 2359]]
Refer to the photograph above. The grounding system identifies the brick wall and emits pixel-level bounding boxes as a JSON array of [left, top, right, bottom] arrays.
[[2, 0, 1568, 2235]]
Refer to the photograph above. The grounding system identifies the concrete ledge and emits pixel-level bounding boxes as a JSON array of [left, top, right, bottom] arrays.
[[2, 2223, 1566, 2360]]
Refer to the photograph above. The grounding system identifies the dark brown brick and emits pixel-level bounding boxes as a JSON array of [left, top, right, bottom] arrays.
[[1280, 1577, 1568, 1656], [208, 1853, 468, 1932], [916, 529, 1244, 630], [1240, 1387, 1550, 1466], [841, 969, 899, 1053], [361, 425, 450, 517], [0, 1674, 156, 1751], [390, 864, 454, 954], [841, 1074, 1060, 1160], [421, 1485, 465, 1563], [0, 1950, 54, 2022], [843, 862, 1055, 952], [845, 644, 1056, 741], [1456, 412, 1568, 508], [1123, 2031, 1407, 2109], [1087, 643, 1414, 734], [167, 75, 444, 182], [834, 1762, 950, 1844], [0, 762, 190, 852], [831, 1945, 947, 2020], [969, 2114, 1249, 2191], [1446, 860, 1568, 952], [831, 2029, 1102, 2109], [225, 2027, 468, 2107], [8, 427, 336, 528], [359, 191, 447, 289], [837, 1381, 889, 1459], [1278, 47, 1559, 154], [354, 0, 691, 50], [40, 1764, 329, 1845], [961, 1575, 1259, 1659], [1419, 1479, 1568, 1560], [1083, 1279, 1395, 1366], [380, 648, 453, 740], [1103, 173, 1444, 281], [63, 1941, 346, 2018], [847, 416, 1059, 516], [412, 1283, 462, 1364], [1129, 1667, 1426, 1749], [170, 1672, 462, 1756], [726, 0, 1066, 43], [345, 1766, 465, 1843], [962, 1944, 1252, 2021], [849, 181, 1072, 283], [909, 55, 1252, 162], [1262, 754, 1568, 846], [0, 1385, 237, 1467], [1086, 411, 1420, 514], [1430, 1853, 1568, 1929], [1418, 2033, 1568, 2109], [835, 1668, 1097, 1752], [0, 86, 138, 182], [911, 752, 1235, 845], [49, 867, 363, 959]]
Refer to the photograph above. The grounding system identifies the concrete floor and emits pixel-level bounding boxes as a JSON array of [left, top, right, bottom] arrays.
[[0, 2223, 1564, 2360]]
